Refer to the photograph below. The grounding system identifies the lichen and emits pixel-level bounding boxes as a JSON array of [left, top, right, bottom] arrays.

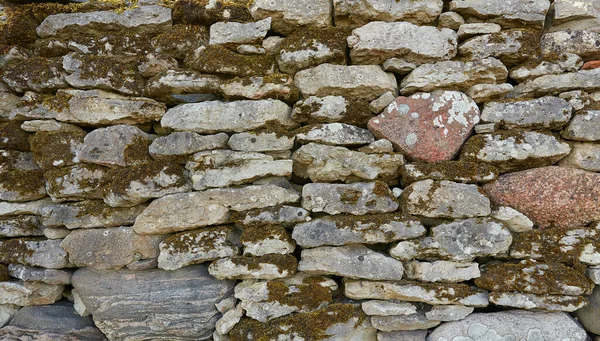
[[0, 169, 45, 198], [264, 275, 333, 311], [2, 56, 66, 93], [70, 53, 145, 95], [228, 253, 297, 274], [402, 161, 499, 184], [240, 225, 290, 244], [172, 0, 252, 26], [162, 226, 234, 254]]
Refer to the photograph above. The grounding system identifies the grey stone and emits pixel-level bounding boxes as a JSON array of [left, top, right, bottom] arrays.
[[405, 261, 480, 283], [78, 125, 154, 167], [401, 180, 491, 219], [359, 139, 395, 154], [292, 214, 425, 248], [370, 313, 441, 332], [220, 74, 299, 102], [361, 300, 417, 316], [72, 265, 234, 340], [145, 70, 222, 105], [133, 185, 300, 235], [208, 254, 297, 280], [481, 96, 572, 129], [294, 64, 398, 101], [560, 142, 600, 171], [293, 143, 403, 183], [370, 92, 397, 113], [560, 90, 590, 111], [400, 58, 507, 95], [8, 264, 72, 285], [20, 120, 83, 133], [348, 21, 457, 65], [1, 150, 42, 172], [209, 18, 271, 47], [162, 99, 297, 134], [334, 0, 442, 27], [237, 45, 265, 54], [61, 226, 164, 270], [458, 29, 541, 66], [510, 69, 600, 97], [382, 59, 417, 75], [215, 303, 243, 335], [228, 132, 294, 152], [231, 205, 309, 228], [466, 83, 513, 103], [292, 96, 349, 123], [449, 0, 551, 28], [0, 281, 63, 307], [438, 12, 465, 30], [0, 238, 68, 269], [149, 132, 229, 159], [0, 304, 19, 328], [250, 0, 332, 35], [509, 53, 583, 82], [0, 92, 20, 121], [457, 23, 501, 39], [125, 258, 158, 271], [551, 0, 600, 31], [425, 305, 474, 321], [0, 215, 44, 237], [296, 123, 375, 146], [262, 36, 284, 54], [563, 110, 600, 141], [298, 244, 404, 280], [489, 292, 587, 312], [42, 200, 146, 230], [576, 286, 600, 334], [301, 181, 399, 215], [241, 225, 295, 256], [44, 227, 71, 240], [401, 161, 498, 184], [0, 198, 53, 217], [37, 5, 171, 38], [377, 330, 427, 341], [2, 57, 68, 93], [542, 30, 600, 61], [491, 206, 534, 232]]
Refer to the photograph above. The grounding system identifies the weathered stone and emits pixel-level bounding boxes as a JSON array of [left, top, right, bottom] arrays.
[[401, 161, 498, 184], [0, 304, 19, 329], [459, 130, 571, 173], [348, 21, 457, 65], [301, 181, 399, 215], [0, 281, 63, 307], [209, 18, 270, 47], [0, 92, 20, 121], [133, 185, 300, 234], [552, 0, 600, 31], [0, 215, 43, 237], [510, 69, 600, 97], [345, 280, 489, 307], [588, 268, 600, 284], [370, 92, 397, 113], [208, 254, 297, 280], [0, 150, 38, 172], [575, 286, 600, 334], [458, 29, 541, 66], [428, 310, 588, 340], [296, 123, 375, 146], [102, 161, 191, 207], [249, 0, 332, 35], [185, 45, 276, 77], [61, 226, 163, 270], [509, 53, 583, 82], [378, 330, 427, 341], [560, 142, 600, 171], [78, 125, 153, 167], [72, 265, 234, 340], [425, 305, 474, 321], [542, 30, 600, 61], [138, 53, 178, 78], [293, 143, 403, 183], [562, 110, 600, 141], [215, 303, 243, 335], [29, 130, 85, 170], [0, 123, 30, 152], [560, 90, 590, 111], [405, 261, 480, 283], [362, 300, 417, 316], [491, 206, 534, 232], [481, 96, 572, 130], [401, 180, 491, 219], [295, 64, 397, 101], [466, 83, 513, 103], [41, 200, 145, 230], [457, 23, 501, 39], [20, 120, 83, 133], [8, 264, 72, 285], [489, 292, 587, 312], [230, 205, 309, 228], [237, 44, 265, 54], [292, 213, 424, 248], [359, 139, 395, 154], [150, 24, 209, 59], [0, 169, 46, 202], [484, 166, 600, 229], [44, 227, 71, 240], [2, 57, 68, 93], [292, 95, 375, 126], [241, 225, 295, 256], [221, 74, 299, 103], [334, 0, 442, 27], [299, 244, 404, 280], [145, 70, 222, 105], [383, 58, 417, 75], [0, 198, 53, 217], [149, 132, 229, 160], [438, 11, 465, 30], [369, 91, 480, 162], [45, 164, 108, 202], [228, 131, 294, 152], [449, 0, 551, 28], [230, 303, 376, 341], [63, 53, 145, 96], [371, 313, 441, 332], [162, 99, 296, 134]]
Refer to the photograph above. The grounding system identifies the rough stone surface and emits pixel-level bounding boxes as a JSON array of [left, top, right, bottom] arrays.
[[481, 96, 572, 129], [228, 131, 294, 152], [78, 125, 153, 167], [458, 29, 541, 66], [378, 330, 427, 341], [361, 300, 417, 316], [449, 0, 551, 28], [575, 286, 600, 335], [509, 53, 583, 82], [542, 30, 600, 61], [230, 205, 310, 228], [563, 110, 600, 141], [405, 260, 481, 283], [250, 0, 333, 35], [491, 206, 534, 232], [0, 281, 63, 307], [370, 313, 441, 332], [41, 201, 145, 229], [296, 123, 374, 146], [220, 74, 299, 103], [560, 142, 600, 171], [209, 18, 271, 47], [401, 161, 498, 184], [466, 83, 513, 104], [208, 254, 298, 280], [425, 305, 474, 322], [145, 70, 222, 105], [457, 23, 501, 39], [8, 264, 72, 285], [0, 238, 68, 269], [185, 45, 276, 77], [510, 69, 600, 97], [150, 132, 229, 159], [0, 215, 44, 237], [334, 0, 443, 27], [489, 292, 587, 311]]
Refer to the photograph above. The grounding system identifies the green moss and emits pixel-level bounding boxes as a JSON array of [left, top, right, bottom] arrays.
[[3, 56, 67, 93], [151, 24, 209, 59], [228, 254, 298, 274], [29, 130, 85, 170], [265, 276, 333, 312], [73, 200, 122, 219], [223, 74, 300, 103], [45, 164, 107, 198], [0, 122, 31, 152], [101, 160, 186, 196], [172, 0, 252, 26], [122, 135, 153, 166], [0, 264, 9, 281], [162, 226, 234, 255], [0, 169, 45, 199], [70, 53, 145, 95], [68, 33, 152, 58], [0, 238, 40, 264], [185, 45, 276, 77], [240, 225, 291, 244]]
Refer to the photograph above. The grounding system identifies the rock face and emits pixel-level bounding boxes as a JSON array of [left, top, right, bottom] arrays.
[[510, 69, 600, 97], [72, 265, 234, 340], [78, 125, 153, 167], [563, 110, 600, 141], [368, 91, 480, 162], [484, 166, 600, 229], [449, 0, 551, 28], [542, 30, 600, 61], [575, 286, 600, 335], [458, 29, 541, 66], [250, 0, 333, 35], [334, 0, 443, 27], [480, 97, 572, 129]]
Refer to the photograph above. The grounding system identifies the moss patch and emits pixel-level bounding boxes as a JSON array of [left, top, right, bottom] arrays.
[[151, 24, 209, 59], [69, 53, 145, 95], [0, 122, 31, 151], [101, 160, 186, 196], [0, 238, 39, 264], [240, 225, 291, 244], [162, 226, 235, 254], [184, 45, 276, 77], [172, 0, 252, 26], [264, 275, 334, 312], [29, 130, 85, 170], [229, 253, 298, 274], [0, 169, 45, 200], [402, 161, 499, 184]]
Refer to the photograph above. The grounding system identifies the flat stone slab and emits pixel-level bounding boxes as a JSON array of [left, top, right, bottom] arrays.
[[209, 18, 270, 46], [230, 205, 310, 228], [458, 29, 541, 66], [145, 69, 222, 105], [370, 313, 441, 332], [334, 0, 443, 27], [542, 30, 600, 61], [78, 125, 154, 167], [208, 254, 298, 280], [401, 161, 498, 184], [481, 96, 572, 129], [426, 305, 474, 321], [560, 142, 600, 171], [241, 225, 295, 257], [296, 123, 375, 146], [0, 238, 68, 269], [41, 200, 146, 229], [449, 0, 550, 28], [0, 215, 44, 237], [8, 264, 72, 285], [361, 300, 417, 316], [405, 260, 480, 283], [489, 292, 587, 311], [0, 281, 63, 306], [563, 110, 600, 141], [510, 69, 600, 97], [150, 132, 229, 159]]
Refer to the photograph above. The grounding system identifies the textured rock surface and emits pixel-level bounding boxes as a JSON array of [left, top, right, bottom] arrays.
[[208, 254, 297, 280], [449, 0, 550, 28], [458, 29, 541, 66], [510, 69, 600, 97], [405, 260, 481, 283], [0, 281, 63, 306], [0, 238, 68, 269], [250, 0, 333, 35], [563, 110, 600, 141], [481, 96, 572, 129], [334, 0, 442, 27], [78, 125, 154, 167]]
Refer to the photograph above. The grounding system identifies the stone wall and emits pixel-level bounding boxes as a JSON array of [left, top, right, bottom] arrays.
[[0, 0, 600, 340]]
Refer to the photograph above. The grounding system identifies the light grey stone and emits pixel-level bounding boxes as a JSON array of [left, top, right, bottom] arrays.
[[0, 215, 44, 237], [377, 330, 427, 341], [551, 0, 600, 31], [560, 142, 600, 171], [72, 289, 89, 317], [401, 180, 491, 219], [458, 29, 540, 66], [149, 132, 229, 159], [2, 57, 68, 93], [216, 296, 237, 314], [489, 292, 587, 312], [145, 70, 222, 105], [37, 5, 171, 38], [72, 265, 234, 340], [334, 0, 442, 27], [138, 53, 178, 78], [509, 53, 583, 82], [457, 23, 501, 39], [292, 214, 425, 248], [78, 125, 153, 167], [0, 304, 19, 328], [382, 58, 417, 75], [216, 304, 243, 335], [0, 281, 63, 306], [220, 74, 298, 102], [370, 313, 441, 332], [208, 254, 297, 280], [0, 92, 20, 121], [425, 305, 474, 321], [348, 21, 457, 65], [369, 92, 396, 114], [228, 132, 294, 152], [474, 123, 496, 134], [466, 83, 513, 103], [359, 139, 395, 154], [292, 96, 349, 122], [262, 36, 284, 54], [231, 205, 310, 228], [296, 123, 375, 146], [560, 90, 590, 111], [0, 238, 68, 269], [438, 12, 464, 30], [209, 18, 271, 47], [563, 110, 600, 141], [481, 96, 572, 129], [405, 261, 480, 283], [301, 181, 399, 215], [8, 264, 72, 285], [44, 227, 71, 240], [250, 0, 332, 35], [491, 206, 534, 232], [294, 64, 398, 101], [587, 267, 600, 285], [237, 45, 265, 54], [542, 30, 600, 61], [510, 69, 600, 97], [575, 286, 600, 334], [161, 100, 297, 134], [242, 226, 295, 256], [449, 0, 550, 28], [362, 301, 417, 316], [20, 120, 83, 133]]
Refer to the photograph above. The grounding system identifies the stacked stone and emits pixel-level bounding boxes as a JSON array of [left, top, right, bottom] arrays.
[[0, 0, 599, 340]]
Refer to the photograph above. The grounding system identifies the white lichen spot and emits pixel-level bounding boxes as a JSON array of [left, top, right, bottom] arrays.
[[405, 133, 418, 146]]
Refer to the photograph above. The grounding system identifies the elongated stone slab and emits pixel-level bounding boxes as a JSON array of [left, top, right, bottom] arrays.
[[0, 215, 44, 237], [334, 0, 443, 27], [0, 238, 68, 269], [41, 200, 146, 229], [0, 198, 53, 217], [0, 281, 63, 307], [489, 292, 587, 312], [208, 254, 297, 280], [449, 0, 550, 28], [405, 261, 480, 283], [481, 96, 572, 129]]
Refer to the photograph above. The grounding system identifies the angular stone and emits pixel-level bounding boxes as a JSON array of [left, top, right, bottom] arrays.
[[162, 99, 296, 134], [362, 300, 417, 317], [428, 310, 587, 340], [334, 0, 442, 27], [149, 132, 228, 160], [369, 91, 480, 162], [185, 45, 276, 77], [293, 143, 403, 183], [370, 91, 397, 113], [137, 53, 178, 78], [63, 53, 145, 96], [230, 205, 309, 228], [44, 227, 71, 240], [45, 164, 107, 202], [8, 264, 72, 285], [542, 30, 600, 61], [301, 181, 399, 215], [0, 198, 53, 217], [359, 139, 395, 154], [101, 161, 191, 207], [510, 69, 600, 97], [378, 330, 427, 341], [405, 261, 480, 283], [345, 280, 489, 307], [457, 23, 501, 39], [458, 29, 541, 66], [563, 110, 600, 141], [481, 96, 572, 129], [489, 292, 587, 312], [2, 57, 68, 93], [133, 185, 300, 234], [295, 64, 398, 101], [228, 131, 294, 152], [292, 213, 424, 248], [208, 254, 297, 280], [425, 305, 473, 321], [552, 0, 600, 31], [61, 226, 163, 270], [241, 225, 295, 256], [72, 265, 234, 340], [0, 281, 63, 307], [215, 303, 243, 335], [249, 0, 332, 35], [221, 74, 299, 103], [20, 120, 82, 133], [299, 244, 404, 280], [484, 166, 600, 229], [401, 161, 498, 184], [509, 53, 583, 82], [145, 70, 222, 105], [0, 304, 20, 328], [400, 58, 507, 95], [292, 95, 375, 126], [401, 180, 491, 219], [459, 130, 571, 173], [491, 206, 534, 232], [78, 125, 153, 167], [449, 0, 550, 28], [560, 142, 600, 171], [575, 286, 600, 334], [466, 83, 513, 103], [0, 216, 43, 237], [560, 90, 590, 111], [383, 58, 417, 75], [371, 313, 440, 332], [237, 44, 266, 54], [439, 11, 465, 29], [29, 129, 85, 170], [348, 21, 457, 65], [296, 123, 374, 146], [0, 169, 46, 202], [587, 268, 600, 285], [41, 200, 145, 230], [209, 18, 270, 47]]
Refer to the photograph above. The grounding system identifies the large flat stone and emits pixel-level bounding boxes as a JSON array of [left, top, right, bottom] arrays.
[[489, 292, 587, 311], [0, 281, 63, 307], [145, 70, 222, 105], [510, 69, 600, 97], [0, 198, 53, 217], [208, 254, 297, 280], [0, 238, 68, 269], [150, 132, 229, 160], [458, 29, 541, 66], [78, 125, 153, 167], [449, 0, 550, 28], [250, 0, 332, 35], [334, 0, 442, 27], [405, 260, 480, 283], [8, 264, 72, 285], [41, 200, 146, 229]]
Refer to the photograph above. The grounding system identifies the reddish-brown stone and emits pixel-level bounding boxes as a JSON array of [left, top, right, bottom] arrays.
[[484, 166, 600, 229], [582, 60, 600, 70], [367, 91, 480, 162]]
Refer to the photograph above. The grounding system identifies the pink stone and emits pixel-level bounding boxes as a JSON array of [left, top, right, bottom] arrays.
[[582, 60, 600, 70], [484, 166, 600, 229], [367, 91, 480, 162]]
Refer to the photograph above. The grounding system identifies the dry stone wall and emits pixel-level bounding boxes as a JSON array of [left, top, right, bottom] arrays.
[[0, 0, 600, 340]]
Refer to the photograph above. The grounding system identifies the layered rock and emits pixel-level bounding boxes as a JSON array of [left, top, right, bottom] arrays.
[[334, 0, 443, 27]]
